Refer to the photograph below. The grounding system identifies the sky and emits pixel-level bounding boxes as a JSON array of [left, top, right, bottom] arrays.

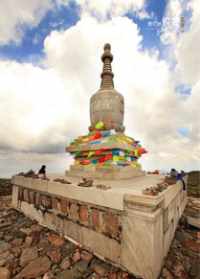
[[0, 0, 199, 177]]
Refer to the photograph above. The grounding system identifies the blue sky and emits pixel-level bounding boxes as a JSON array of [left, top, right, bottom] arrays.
[[0, 0, 168, 62], [0, 1, 79, 62]]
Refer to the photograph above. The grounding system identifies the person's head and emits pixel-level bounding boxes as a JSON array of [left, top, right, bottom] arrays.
[[41, 165, 46, 171]]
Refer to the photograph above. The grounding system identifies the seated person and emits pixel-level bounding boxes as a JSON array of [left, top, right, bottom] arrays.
[[38, 165, 46, 179], [170, 168, 178, 178]]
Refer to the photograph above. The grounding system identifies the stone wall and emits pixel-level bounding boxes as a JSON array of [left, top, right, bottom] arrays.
[[17, 187, 122, 243], [11, 175, 187, 279]]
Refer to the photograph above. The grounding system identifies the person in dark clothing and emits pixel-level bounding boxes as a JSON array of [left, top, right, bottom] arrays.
[[38, 165, 46, 179], [177, 170, 186, 190], [170, 168, 178, 178]]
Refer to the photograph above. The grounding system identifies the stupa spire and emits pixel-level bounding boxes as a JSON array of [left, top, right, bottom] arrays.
[[100, 43, 114, 89]]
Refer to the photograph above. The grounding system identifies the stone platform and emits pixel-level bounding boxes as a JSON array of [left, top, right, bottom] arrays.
[[66, 164, 145, 179], [11, 174, 187, 279]]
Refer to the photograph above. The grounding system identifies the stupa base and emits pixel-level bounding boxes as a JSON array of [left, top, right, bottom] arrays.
[[65, 164, 145, 180]]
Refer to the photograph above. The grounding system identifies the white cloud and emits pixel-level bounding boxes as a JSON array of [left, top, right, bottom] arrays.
[[174, 0, 200, 85], [0, 0, 54, 45], [75, 0, 146, 19], [0, 14, 199, 175], [161, 0, 183, 45]]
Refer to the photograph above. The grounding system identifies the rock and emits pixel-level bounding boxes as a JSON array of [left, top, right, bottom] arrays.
[[20, 228, 32, 235], [190, 260, 200, 277], [183, 239, 200, 253], [0, 267, 10, 279], [11, 247, 21, 258], [29, 231, 41, 245], [47, 248, 61, 263], [24, 236, 33, 247], [57, 269, 75, 279], [48, 234, 64, 247], [4, 235, 13, 242], [0, 251, 14, 266], [15, 256, 51, 279], [20, 247, 38, 266], [91, 260, 109, 276], [80, 250, 93, 262], [162, 267, 174, 279], [172, 261, 187, 278], [108, 272, 117, 279], [60, 257, 71, 270], [0, 241, 11, 254], [58, 261, 89, 279], [72, 249, 81, 263], [38, 238, 50, 256], [11, 238, 23, 247], [0, 259, 6, 267], [43, 271, 54, 279]]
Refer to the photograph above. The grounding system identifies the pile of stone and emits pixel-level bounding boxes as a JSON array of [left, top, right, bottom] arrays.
[[142, 182, 169, 196], [160, 216, 200, 279], [187, 171, 200, 198], [184, 197, 200, 229], [0, 208, 138, 279]]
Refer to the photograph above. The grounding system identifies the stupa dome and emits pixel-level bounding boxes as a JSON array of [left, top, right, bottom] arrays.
[[90, 44, 125, 132]]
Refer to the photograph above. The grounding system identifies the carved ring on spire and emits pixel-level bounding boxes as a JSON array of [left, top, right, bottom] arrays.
[[100, 43, 114, 89]]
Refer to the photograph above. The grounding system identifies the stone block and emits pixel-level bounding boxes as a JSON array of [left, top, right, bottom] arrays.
[[69, 203, 79, 221], [18, 187, 24, 201], [12, 185, 19, 208], [40, 195, 52, 209], [81, 226, 120, 263], [91, 209, 105, 232], [29, 191, 35, 204], [52, 197, 61, 211], [63, 219, 81, 243], [103, 212, 121, 239], [35, 192, 41, 206], [23, 189, 29, 203], [60, 198, 70, 214], [79, 205, 89, 225]]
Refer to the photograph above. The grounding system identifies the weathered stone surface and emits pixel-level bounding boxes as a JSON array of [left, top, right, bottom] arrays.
[[182, 239, 200, 253], [79, 205, 89, 224], [0, 267, 10, 279], [48, 234, 64, 247], [47, 248, 61, 263], [11, 238, 23, 247], [69, 203, 79, 221], [72, 249, 81, 263], [57, 269, 75, 279], [91, 259, 109, 276], [42, 271, 54, 279], [20, 228, 32, 235], [80, 250, 93, 262], [0, 241, 11, 254], [60, 257, 71, 270], [24, 236, 33, 247], [0, 251, 14, 267], [60, 199, 70, 214], [15, 256, 51, 279], [20, 247, 38, 266], [104, 212, 120, 239]]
